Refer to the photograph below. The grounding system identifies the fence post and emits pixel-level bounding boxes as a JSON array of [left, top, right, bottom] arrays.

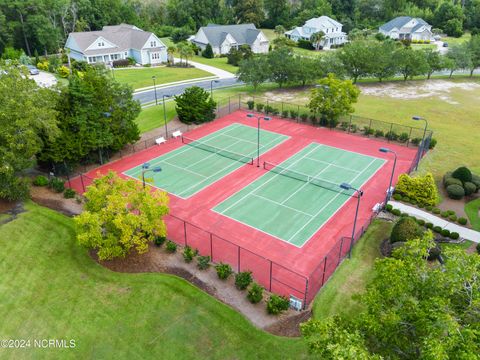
[[80, 174, 85, 193], [297, 105, 300, 122], [237, 247, 241, 272], [407, 127, 413, 147], [184, 222, 187, 246], [303, 278, 309, 310], [388, 123, 393, 142], [348, 115, 352, 133], [238, 94, 241, 110], [368, 119, 372, 137], [338, 237, 344, 265], [321, 256, 328, 285], [210, 233, 213, 261], [269, 261, 273, 291]]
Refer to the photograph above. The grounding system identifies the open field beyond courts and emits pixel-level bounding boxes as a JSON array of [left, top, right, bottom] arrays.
[[0, 203, 308, 359], [113, 66, 213, 89]]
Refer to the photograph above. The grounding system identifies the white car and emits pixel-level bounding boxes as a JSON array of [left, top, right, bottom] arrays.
[[27, 65, 40, 75]]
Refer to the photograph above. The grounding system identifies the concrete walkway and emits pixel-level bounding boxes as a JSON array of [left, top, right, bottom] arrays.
[[174, 57, 236, 79], [390, 201, 480, 243]]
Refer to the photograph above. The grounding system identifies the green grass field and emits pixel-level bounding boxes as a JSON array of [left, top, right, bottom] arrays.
[[465, 198, 480, 231], [0, 202, 308, 359], [442, 32, 471, 46], [113, 66, 213, 90], [135, 101, 177, 134]]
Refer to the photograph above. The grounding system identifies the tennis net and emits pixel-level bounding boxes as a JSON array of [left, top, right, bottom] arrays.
[[182, 136, 254, 165], [263, 161, 356, 196]]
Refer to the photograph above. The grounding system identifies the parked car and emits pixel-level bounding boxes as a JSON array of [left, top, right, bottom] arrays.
[[443, 42, 449, 48], [26, 65, 40, 75]]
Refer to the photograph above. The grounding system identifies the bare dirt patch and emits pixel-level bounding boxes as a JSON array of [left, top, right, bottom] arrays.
[[0, 200, 17, 213], [94, 244, 309, 336], [30, 186, 83, 216], [358, 79, 480, 104]]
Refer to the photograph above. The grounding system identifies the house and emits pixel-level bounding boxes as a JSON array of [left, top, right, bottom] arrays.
[[285, 16, 347, 49], [190, 24, 269, 55], [379, 17, 434, 41], [65, 24, 167, 65]]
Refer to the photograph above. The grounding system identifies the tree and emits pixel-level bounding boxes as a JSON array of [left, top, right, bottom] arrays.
[[264, 0, 290, 28], [310, 31, 325, 51], [227, 45, 253, 66], [444, 18, 464, 38], [176, 41, 194, 66], [433, 2, 464, 37], [202, 43, 214, 59], [302, 232, 480, 358], [446, 43, 473, 77], [292, 56, 319, 86], [75, 172, 169, 260], [337, 40, 376, 83], [175, 86, 216, 124], [423, 48, 444, 79], [267, 47, 297, 87], [170, 26, 191, 43], [274, 25, 286, 38], [232, 0, 265, 27], [0, 65, 58, 201], [38, 66, 140, 166], [467, 35, 480, 76], [237, 55, 270, 91], [394, 47, 429, 81], [370, 40, 397, 81], [167, 45, 176, 65], [308, 74, 360, 123]]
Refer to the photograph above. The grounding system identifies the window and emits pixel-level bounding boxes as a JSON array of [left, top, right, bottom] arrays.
[[98, 41, 105, 47], [151, 52, 160, 60], [150, 41, 156, 47], [111, 54, 119, 60], [88, 56, 96, 63]]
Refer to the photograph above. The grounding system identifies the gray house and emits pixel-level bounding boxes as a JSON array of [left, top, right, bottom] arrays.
[[190, 24, 269, 55], [65, 24, 167, 65], [379, 17, 434, 41]]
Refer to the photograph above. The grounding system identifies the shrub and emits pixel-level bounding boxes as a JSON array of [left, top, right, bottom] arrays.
[[36, 60, 49, 71], [441, 211, 449, 218], [398, 132, 409, 143], [446, 184, 465, 200], [183, 246, 198, 263], [266, 295, 290, 315], [235, 271, 253, 290], [202, 44, 214, 58], [444, 177, 462, 187], [215, 263, 233, 280], [349, 123, 357, 132], [385, 204, 393, 212], [429, 138, 437, 149], [289, 110, 298, 119], [433, 226, 443, 233], [476, 243, 480, 254], [297, 39, 314, 49], [385, 131, 398, 141], [449, 232, 460, 240], [418, 203, 425, 208], [471, 175, 480, 190], [310, 114, 318, 124], [411, 137, 422, 145], [364, 127, 375, 136], [390, 217, 423, 243], [112, 59, 130, 68], [154, 236, 166, 247], [57, 65, 70, 78], [33, 175, 49, 186], [403, 196, 411, 203], [247, 283, 264, 304], [425, 205, 433, 211], [443, 172, 453, 185], [449, 214, 457, 222], [395, 173, 439, 206], [417, 219, 425, 226], [447, 210, 456, 216], [425, 222, 433, 229], [427, 246, 442, 261], [375, 129, 384, 138], [127, 57, 136, 65], [464, 182, 477, 196], [247, 100, 255, 110], [281, 110, 289, 118], [256, 103, 264, 112], [165, 240, 177, 253], [300, 113, 309, 122], [63, 188, 76, 199], [49, 178, 65, 193], [432, 207, 441, 214], [197, 255, 210, 270], [452, 166, 473, 183], [392, 209, 402, 216], [458, 217, 468, 225], [393, 193, 402, 201], [441, 229, 451, 237]]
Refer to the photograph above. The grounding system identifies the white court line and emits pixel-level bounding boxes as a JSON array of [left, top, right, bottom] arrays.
[[177, 134, 287, 198], [122, 172, 188, 200], [252, 194, 314, 217], [184, 138, 249, 169], [287, 158, 377, 242], [219, 133, 259, 146], [305, 157, 361, 173], [217, 144, 322, 214]]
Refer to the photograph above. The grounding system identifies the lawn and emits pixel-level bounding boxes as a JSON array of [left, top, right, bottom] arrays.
[[113, 66, 213, 90], [442, 32, 471, 46], [465, 198, 480, 231], [135, 101, 177, 134], [312, 220, 392, 320], [0, 202, 308, 359]]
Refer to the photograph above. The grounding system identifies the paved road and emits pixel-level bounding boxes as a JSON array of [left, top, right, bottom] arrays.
[[133, 77, 242, 104]]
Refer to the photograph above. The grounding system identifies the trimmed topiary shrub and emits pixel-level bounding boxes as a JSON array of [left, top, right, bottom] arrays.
[[446, 210, 456, 216], [33, 175, 49, 186], [443, 172, 453, 185], [425, 205, 433, 211], [476, 243, 480, 254], [300, 113, 309, 122], [444, 177, 463, 187], [446, 184, 465, 200], [449, 214, 457, 222], [393, 193, 403, 201], [449, 232, 460, 240], [441, 229, 451, 237], [266, 295, 290, 315], [256, 103, 264, 112], [215, 263, 233, 280], [394, 173, 439, 206], [398, 132, 409, 143], [452, 166, 472, 183], [392, 209, 402, 216], [464, 182, 477, 196], [289, 110, 298, 119], [390, 217, 423, 243], [183, 246, 198, 263], [433, 208, 441, 214], [386, 204, 393, 212], [433, 226, 443, 233], [235, 271, 253, 290], [197, 255, 210, 270], [425, 222, 434, 229], [441, 211, 449, 218], [417, 219, 425, 226], [458, 217, 468, 225], [374, 130, 384, 138], [247, 282, 264, 304], [281, 110, 289, 118], [471, 175, 480, 190], [247, 100, 255, 110]]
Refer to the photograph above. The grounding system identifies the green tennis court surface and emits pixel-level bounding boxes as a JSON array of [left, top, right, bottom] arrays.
[[214, 143, 385, 247], [123, 123, 288, 198]]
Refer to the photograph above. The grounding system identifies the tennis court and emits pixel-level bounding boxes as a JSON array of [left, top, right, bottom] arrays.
[[123, 123, 288, 198], [214, 143, 386, 247]]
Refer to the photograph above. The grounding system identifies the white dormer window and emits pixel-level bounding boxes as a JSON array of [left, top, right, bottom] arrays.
[[150, 41, 156, 47], [98, 42, 104, 47]]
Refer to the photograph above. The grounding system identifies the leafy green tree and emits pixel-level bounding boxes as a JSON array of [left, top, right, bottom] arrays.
[[0, 65, 58, 200], [267, 47, 297, 87], [308, 74, 360, 123], [38, 66, 140, 166], [292, 56, 319, 86], [370, 40, 397, 82], [75, 171, 169, 260], [337, 40, 376, 83], [394, 46, 429, 81], [310, 31, 325, 51], [264, 0, 290, 27], [467, 35, 480, 76], [433, 2, 464, 37], [446, 43, 473, 77], [202, 43, 214, 59], [274, 25, 286, 38], [175, 86, 216, 124], [423, 48, 444, 79], [232, 0, 265, 27], [227, 45, 253, 66], [237, 56, 270, 91]]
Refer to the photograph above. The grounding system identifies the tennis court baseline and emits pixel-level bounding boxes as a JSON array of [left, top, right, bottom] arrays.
[[123, 123, 289, 198], [213, 143, 385, 247]]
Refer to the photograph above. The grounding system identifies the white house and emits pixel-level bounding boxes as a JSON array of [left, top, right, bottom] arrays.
[[190, 24, 269, 55], [285, 16, 347, 49], [65, 24, 167, 65], [379, 17, 434, 41]]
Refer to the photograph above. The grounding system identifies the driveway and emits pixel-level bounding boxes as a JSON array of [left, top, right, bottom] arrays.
[[29, 71, 57, 87], [174, 58, 236, 79]]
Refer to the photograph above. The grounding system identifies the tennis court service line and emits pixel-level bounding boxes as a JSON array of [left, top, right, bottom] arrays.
[[286, 157, 377, 242], [252, 194, 315, 217], [305, 157, 361, 173], [218, 133, 259, 146], [217, 144, 323, 215]]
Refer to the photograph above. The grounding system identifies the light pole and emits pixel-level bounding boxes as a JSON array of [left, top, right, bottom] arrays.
[[412, 115, 428, 170], [141, 162, 162, 188], [340, 182, 363, 258], [152, 76, 158, 105], [379, 147, 397, 207], [210, 79, 220, 99], [247, 113, 271, 167], [162, 94, 171, 137]]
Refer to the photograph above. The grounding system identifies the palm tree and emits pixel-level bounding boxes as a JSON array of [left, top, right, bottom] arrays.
[[167, 46, 176, 65], [311, 31, 325, 51], [176, 42, 187, 66], [274, 25, 286, 38]]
